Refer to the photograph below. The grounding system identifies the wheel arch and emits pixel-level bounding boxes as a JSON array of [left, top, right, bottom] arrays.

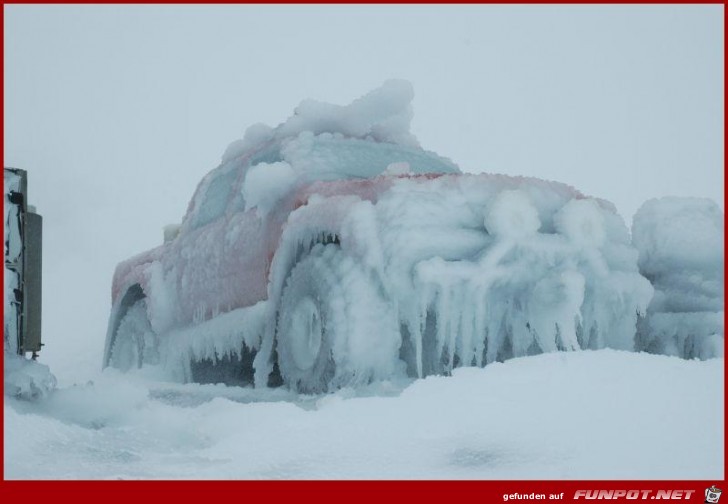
[[268, 196, 384, 307], [103, 283, 147, 368]]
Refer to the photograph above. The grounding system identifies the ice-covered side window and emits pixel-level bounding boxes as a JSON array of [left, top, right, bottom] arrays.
[[191, 165, 239, 229]]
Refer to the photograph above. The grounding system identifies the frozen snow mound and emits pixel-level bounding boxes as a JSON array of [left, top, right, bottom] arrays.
[[4, 353, 56, 400], [633, 197, 724, 359]]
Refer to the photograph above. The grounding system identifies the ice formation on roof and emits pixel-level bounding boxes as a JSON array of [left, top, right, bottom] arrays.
[[4, 352, 57, 400], [277, 79, 417, 147], [222, 79, 418, 163], [211, 80, 457, 222]]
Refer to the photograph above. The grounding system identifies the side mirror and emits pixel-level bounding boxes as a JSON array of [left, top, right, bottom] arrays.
[[163, 223, 181, 243]]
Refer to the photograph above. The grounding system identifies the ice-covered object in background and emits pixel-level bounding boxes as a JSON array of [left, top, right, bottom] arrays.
[[107, 80, 656, 393], [632, 197, 724, 359], [5, 170, 55, 399]]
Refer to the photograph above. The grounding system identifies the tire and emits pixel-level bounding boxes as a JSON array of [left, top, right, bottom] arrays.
[[108, 298, 159, 371], [276, 244, 401, 393]]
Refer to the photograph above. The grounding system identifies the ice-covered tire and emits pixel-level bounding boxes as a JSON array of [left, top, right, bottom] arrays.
[[276, 244, 401, 393], [108, 298, 159, 371]]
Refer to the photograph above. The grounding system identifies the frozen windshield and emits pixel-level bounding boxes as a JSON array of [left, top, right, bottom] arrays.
[[281, 135, 460, 182]]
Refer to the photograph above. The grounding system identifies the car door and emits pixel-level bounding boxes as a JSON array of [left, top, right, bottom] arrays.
[[168, 161, 247, 325]]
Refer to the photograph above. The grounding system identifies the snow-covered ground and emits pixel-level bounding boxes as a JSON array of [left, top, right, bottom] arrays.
[[5, 350, 723, 479]]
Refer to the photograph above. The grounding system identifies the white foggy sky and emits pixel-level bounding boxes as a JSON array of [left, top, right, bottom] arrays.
[[3, 5, 724, 381]]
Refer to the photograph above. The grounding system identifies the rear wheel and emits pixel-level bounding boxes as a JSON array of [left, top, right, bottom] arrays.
[[276, 244, 401, 393], [109, 298, 159, 371]]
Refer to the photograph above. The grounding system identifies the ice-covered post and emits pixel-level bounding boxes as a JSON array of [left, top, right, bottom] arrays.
[[4, 167, 43, 358], [4, 168, 54, 399]]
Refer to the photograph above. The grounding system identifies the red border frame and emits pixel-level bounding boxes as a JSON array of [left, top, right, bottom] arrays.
[[1, 1, 725, 499], [5, 481, 728, 499]]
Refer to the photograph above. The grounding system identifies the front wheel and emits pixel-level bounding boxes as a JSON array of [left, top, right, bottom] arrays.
[[108, 298, 159, 371], [276, 244, 401, 393]]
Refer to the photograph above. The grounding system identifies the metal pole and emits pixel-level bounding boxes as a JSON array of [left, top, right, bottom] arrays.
[[4, 167, 43, 357]]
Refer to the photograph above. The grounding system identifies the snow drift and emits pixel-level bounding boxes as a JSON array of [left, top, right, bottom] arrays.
[[5, 350, 723, 479]]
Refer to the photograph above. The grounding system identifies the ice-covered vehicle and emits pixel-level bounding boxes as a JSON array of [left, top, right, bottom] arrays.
[[104, 81, 654, 392]]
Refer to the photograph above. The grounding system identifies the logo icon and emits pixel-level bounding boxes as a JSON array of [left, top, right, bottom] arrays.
[[706, 486, 722, 504]]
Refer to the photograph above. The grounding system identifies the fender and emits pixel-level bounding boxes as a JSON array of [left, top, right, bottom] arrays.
[[104, 252, 170, 368], [103, 282, 147, 368]]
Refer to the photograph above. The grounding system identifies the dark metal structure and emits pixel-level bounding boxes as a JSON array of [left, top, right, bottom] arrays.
[[4, 167, 43, 357]]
